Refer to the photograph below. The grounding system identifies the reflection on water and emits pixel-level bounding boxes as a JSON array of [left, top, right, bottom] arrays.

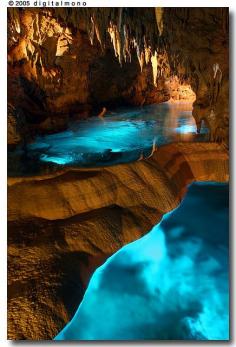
[[8, 102, 208, 176], [55, 182, 229, 341]]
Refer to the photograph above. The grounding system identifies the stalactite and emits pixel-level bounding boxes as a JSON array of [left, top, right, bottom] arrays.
[[123, 24, 131, 63], [151, 51, 158, 86], [8, 8, 21, 34], [14, 9, 21, 34], [35, 14, 42, 45], [88, 16, 95, 45], [144, 46, 151, 65], [155, 8, 164, 36], [7, 7, 229, 149], [118, 8, 123, 32], [93, 17, 103, 49], [108, 23, 122, 65], [136, 45, 145, 72], [211, 63, 222, 107], [52, 7, 162, 84], [213, 63, 222, 81], [11, 7, 227, 94]]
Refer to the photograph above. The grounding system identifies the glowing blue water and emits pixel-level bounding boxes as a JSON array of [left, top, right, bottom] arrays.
[[8, 102, 208, 176], [55, 182, 229, 341]]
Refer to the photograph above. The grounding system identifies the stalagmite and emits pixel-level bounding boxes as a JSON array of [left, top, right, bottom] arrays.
[[147, 138, 158, 158], [138, 151, 144, 161], [98, 107, 107, 119]]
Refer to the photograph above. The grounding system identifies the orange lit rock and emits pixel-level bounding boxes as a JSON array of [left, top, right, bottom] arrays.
[[8, 143, 228, 340], [7, 8, 205, 146]]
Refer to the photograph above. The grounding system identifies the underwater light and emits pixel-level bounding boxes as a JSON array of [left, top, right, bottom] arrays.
[[40, 154, 74, 165], [55, 182, 229, 341], [176, 125, 196, 134]]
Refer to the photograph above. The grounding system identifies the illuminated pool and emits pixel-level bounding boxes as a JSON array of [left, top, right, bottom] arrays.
[[8, 102, 208, 176], [55, 182, 229, 341]]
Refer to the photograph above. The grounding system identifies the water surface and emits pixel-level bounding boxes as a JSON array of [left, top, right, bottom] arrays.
[[8, 102, 208, 176], [55, 182, 229, 341]]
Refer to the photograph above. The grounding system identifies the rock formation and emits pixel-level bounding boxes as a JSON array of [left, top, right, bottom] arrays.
[[7, 8, 228, 146], [7, 8, 168, 145], [163, 9, 229, 145], [8, 142, 229, 339], [7, 7, 229, 341]]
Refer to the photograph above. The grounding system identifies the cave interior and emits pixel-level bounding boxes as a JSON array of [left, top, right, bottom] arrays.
[[7, 7, 229, 341]]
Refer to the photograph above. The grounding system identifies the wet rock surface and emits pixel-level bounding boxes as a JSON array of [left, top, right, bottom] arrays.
[[8, 8, 228, 146], [8, 143, 229, 340], [7, 7, 229, 341]]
